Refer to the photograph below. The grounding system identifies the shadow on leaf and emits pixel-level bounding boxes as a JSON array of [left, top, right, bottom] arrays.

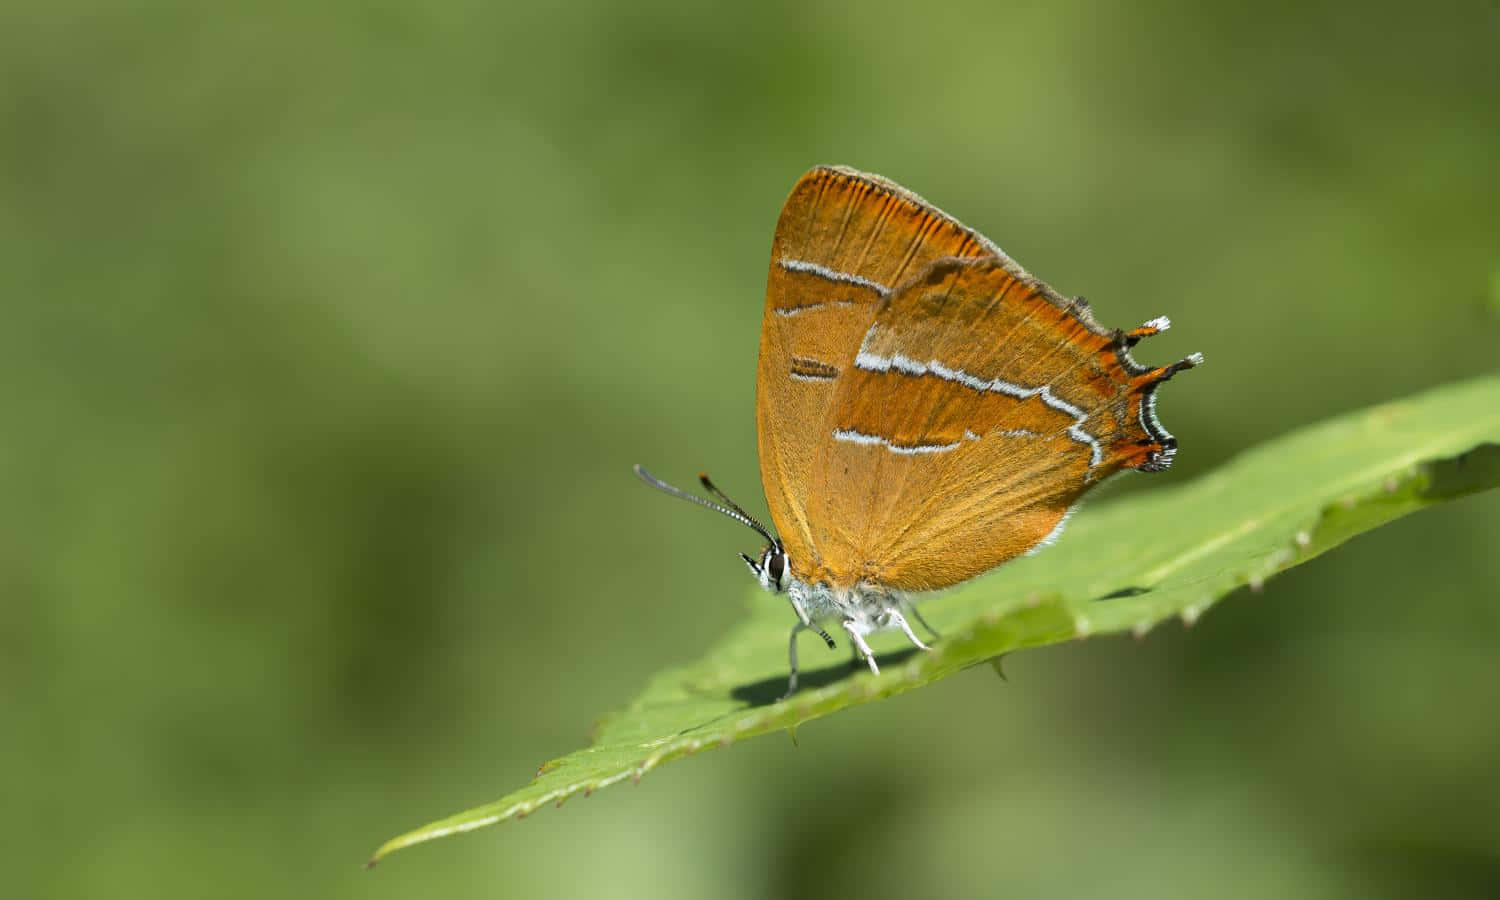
[[1093, 585, 1153, 602], [730, 647, 924, 706]]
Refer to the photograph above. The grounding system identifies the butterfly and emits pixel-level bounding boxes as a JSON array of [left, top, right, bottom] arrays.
[[638, 166, 1200, 697]]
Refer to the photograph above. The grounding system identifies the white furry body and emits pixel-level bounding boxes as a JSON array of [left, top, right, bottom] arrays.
[[786, 575, 906, 640]]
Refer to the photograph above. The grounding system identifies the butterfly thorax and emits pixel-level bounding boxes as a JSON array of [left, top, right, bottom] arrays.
[[782, 567, 908, 639]]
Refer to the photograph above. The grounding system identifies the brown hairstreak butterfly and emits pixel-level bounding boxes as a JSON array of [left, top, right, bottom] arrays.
[[637, 166, 1200, 697]]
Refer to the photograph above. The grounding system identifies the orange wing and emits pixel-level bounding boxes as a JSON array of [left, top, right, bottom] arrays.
[[756, 167, 1198, 591], [756, 167, 1001, 581]]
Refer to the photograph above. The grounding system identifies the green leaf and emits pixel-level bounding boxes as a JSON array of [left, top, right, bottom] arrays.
[[370, 376, 1500, 865]]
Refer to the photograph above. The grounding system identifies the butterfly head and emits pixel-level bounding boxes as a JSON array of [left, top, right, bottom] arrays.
[[741, 541, 787, 594]]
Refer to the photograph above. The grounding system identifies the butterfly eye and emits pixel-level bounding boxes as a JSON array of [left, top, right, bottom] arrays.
[[766, 547, 785, 592]]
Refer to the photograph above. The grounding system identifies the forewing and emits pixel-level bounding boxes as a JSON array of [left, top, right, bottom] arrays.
[[756, 167, 1002, 577]]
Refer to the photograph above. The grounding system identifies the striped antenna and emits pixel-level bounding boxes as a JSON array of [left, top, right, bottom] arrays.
[[633, 465, 776, 545]]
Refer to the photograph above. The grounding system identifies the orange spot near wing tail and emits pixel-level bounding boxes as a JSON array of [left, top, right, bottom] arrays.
[[1132, 351, 1204, 390], [1120, 316, 1173, 348], [1114, 351, 1204, 473]]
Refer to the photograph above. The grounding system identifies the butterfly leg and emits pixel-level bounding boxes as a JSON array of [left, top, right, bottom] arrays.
[[782, 622, 807, 699], [783, 620, 839, 699], [886, 607, 932, 652], [898, 596, 941, 642], [841, 619, 880, 676]]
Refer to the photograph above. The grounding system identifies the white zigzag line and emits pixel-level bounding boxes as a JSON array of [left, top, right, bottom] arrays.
[[832, 428, 962, 455], [854, 328, 1103, 468], [778, 258, 891, 297], [832, 426, 1039, 457]]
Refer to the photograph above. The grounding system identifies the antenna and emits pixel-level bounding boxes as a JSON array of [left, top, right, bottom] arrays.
[[633, 465, 776, 545], [696, 472, 774, 538]]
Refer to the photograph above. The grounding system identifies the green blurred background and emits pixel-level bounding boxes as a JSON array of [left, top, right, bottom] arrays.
[[5, 0, 1499, 897]]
